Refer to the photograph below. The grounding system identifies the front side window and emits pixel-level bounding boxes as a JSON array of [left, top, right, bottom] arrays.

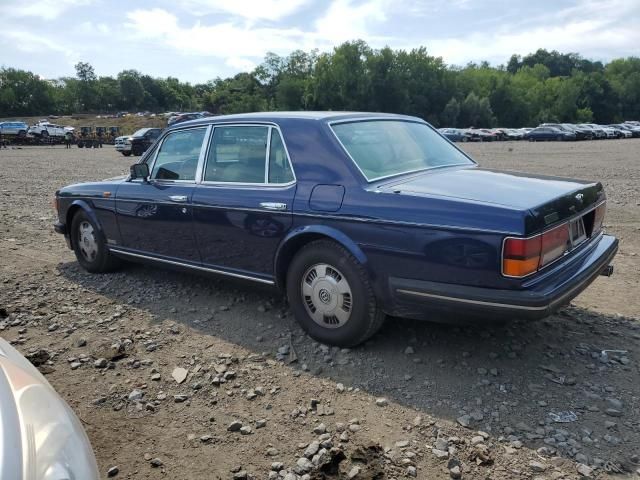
[[331, 120, 474, 181], [150, 128, 206, 181]]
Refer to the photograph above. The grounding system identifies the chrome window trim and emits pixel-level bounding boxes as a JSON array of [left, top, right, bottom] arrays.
[[327, 117, 477, 183], [264, 126, 273, 183], [147, 125, 211, 182], [501, 200, 606, 279], [108, 248, 275, 285], [198, 122, 297, 187]]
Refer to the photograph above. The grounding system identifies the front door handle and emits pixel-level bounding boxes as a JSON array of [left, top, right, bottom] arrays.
[[169, 195, 188, 203], [259, 202, 287, 211]]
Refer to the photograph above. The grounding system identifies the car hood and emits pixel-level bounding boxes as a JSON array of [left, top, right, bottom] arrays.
[[378, 166, 604, 233]]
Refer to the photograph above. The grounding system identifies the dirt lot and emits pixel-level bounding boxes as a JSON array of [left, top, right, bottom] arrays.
[[0, 140, 639, 480]]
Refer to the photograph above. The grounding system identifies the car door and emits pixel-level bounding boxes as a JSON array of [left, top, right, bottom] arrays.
[[192, 124, 296, 279], [115, 126, 209, 262]]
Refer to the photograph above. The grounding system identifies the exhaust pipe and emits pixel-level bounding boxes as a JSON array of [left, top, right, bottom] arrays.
[[600, 265, 614, 277]]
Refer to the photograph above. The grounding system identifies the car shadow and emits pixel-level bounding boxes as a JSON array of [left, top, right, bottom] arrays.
[[58, 260, 640, 472]]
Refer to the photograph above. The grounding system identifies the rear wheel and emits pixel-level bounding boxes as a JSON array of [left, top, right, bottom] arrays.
[[286, 240, 385, 347], [122, 151, 131, 156], [71, 210, 121, 273]]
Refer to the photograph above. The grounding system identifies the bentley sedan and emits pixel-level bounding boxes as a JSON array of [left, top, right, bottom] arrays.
[[54, 112, 618, 347]]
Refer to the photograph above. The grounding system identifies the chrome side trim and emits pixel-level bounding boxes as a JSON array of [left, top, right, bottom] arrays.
[[291, 211, 519, 235], [396, 289, 548, 311], [108, 248, 275, 285], [61, 196, 517, 235]]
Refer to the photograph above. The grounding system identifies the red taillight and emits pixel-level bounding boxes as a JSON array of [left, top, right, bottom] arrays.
[[540, 223, 570, 267], [593, 202, 606, 233], [503, 223, 571, 277]]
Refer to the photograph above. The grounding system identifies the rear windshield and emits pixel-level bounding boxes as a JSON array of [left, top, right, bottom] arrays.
[[331, 120, 474, 181]]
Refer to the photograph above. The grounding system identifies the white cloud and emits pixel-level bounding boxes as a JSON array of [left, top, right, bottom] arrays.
[[313, 0, 391, 46], [125, 8, 304, 59], [177, 0, 311, 21], [424, 0, 640, 65], [225, 57, 258, 71], [0, 29, 73, 56], [124, 1, 394, 69], [0, 0, 93, 20]]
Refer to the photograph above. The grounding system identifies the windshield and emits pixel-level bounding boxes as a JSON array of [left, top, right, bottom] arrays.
[[133, 128, 150, 137], [331, 120, 474, 181]]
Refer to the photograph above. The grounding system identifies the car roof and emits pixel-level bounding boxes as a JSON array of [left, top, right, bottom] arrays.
[[171, 111, 422, 130]]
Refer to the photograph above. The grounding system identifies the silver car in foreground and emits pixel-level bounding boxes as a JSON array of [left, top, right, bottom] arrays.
[[0, 338, 99, 479]]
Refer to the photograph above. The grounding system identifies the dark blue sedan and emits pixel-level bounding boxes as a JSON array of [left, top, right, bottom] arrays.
[[526, 126, 577, 141], [54, 112, 618, 346]]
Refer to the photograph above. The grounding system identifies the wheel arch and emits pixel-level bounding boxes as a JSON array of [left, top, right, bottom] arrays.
[[65, 200, 105, 249], [274, 225, 370, 291]]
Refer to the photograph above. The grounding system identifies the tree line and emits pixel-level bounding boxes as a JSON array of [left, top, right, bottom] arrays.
[[1, 41, 639, 127]]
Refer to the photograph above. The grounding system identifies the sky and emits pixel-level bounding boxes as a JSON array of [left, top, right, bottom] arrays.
[[0, 0, 638, 84]]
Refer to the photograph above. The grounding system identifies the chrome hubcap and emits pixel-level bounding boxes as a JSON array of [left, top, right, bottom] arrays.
[[78, 221, 98, 262], [301, 263, 352, 328]]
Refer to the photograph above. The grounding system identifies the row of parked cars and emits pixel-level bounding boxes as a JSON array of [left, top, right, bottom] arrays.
[[439, 121, 640, 142], [0, 120, 73, 139]]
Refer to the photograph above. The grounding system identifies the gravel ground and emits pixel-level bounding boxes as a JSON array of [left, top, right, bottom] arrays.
[[0, 140, 639, 480]]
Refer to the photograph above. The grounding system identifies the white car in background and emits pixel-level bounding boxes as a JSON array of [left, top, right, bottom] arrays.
[[0, 121, 29, 137], [28, 122, 67, 138], [0, 338, 100, 480]]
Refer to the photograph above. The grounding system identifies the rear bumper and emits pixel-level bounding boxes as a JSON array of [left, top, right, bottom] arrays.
[[388, 234, 618, 321]]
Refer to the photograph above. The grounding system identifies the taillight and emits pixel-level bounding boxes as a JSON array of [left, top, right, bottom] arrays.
[[503, 236, 541, 277], [593, 202, 606, 233], [503, 223, 571, 277]]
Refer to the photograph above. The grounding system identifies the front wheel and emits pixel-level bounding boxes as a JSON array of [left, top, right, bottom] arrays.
[[71, 211, 121, 273], [122, 151, 131, 156], [286, 240, 385, 347]]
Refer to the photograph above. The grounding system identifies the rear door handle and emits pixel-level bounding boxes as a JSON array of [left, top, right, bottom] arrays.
[[259, 202, 287, 211], [169, 195, 188, 203]]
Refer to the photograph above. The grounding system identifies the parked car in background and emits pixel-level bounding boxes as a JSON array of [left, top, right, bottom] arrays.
[[28, 121, 66, 138], [467, 128, 498, 141], [560, 123, 594, 140], [439, 128, 472, 142], [578, 124, 606, 139], [497, 128, 525, 140], [115, 128, 163, 156], [0, 338, 100, 479], [0, 121, 29, 137], [607, 126, 632, 138], [526, 126, 576, 141], [542, 123, 591, 140], [53, 111, 617, 347], [611, 124, 640, 137]]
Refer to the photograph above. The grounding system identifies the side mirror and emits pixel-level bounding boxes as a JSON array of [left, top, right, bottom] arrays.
[[130, 163, 150, 181]]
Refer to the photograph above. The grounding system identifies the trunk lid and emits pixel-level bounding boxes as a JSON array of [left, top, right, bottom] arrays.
[[377, 167, 605, 235]]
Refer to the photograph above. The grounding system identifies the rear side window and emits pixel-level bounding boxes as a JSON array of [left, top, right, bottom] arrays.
[[332, 120, 473, 181], [150, 128, 206, 181]]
